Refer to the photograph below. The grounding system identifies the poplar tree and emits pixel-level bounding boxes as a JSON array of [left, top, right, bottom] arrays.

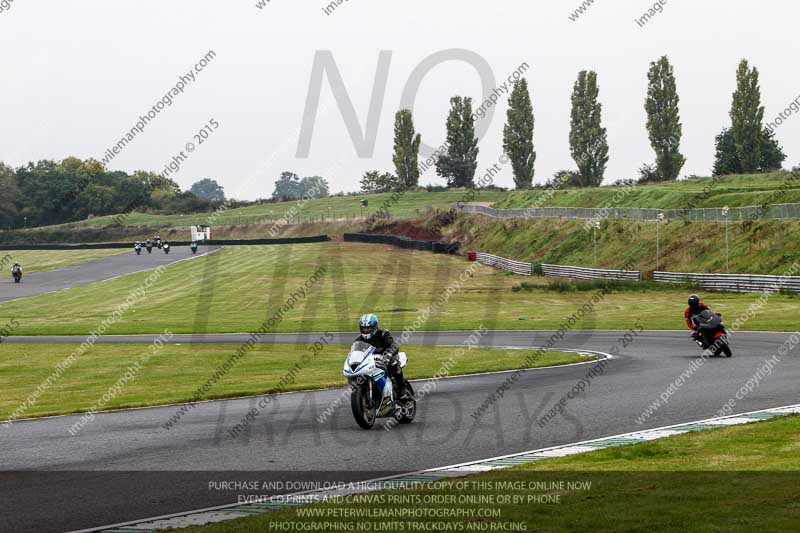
[[569, 71, 609, 187], [436, 96, 479, 188], [503, 79, 536, 189], [730, 59, 765, 173], [392, 109, 422, 189], [645, 56, 686, 181]]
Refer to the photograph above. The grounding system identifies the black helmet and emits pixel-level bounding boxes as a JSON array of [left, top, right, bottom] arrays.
[[688, 294, 700, 307]]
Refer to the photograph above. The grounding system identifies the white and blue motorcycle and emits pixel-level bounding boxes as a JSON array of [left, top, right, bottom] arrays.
[[343, 341, 416, 429]]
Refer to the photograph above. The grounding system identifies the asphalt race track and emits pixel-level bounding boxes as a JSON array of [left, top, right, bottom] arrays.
[[2, 328, 799, 532], [0, 246, 220, 303]]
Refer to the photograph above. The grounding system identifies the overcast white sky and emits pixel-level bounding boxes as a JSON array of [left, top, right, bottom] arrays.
[[1, 0, 798, 199]]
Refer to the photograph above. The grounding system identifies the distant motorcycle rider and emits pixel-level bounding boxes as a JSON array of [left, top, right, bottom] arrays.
[[685, 294, 712, 342], [145, 239, 153, 253], [356, 314, 408, 399], [134, 241, 142, 255], [11, 262, 22, 280]]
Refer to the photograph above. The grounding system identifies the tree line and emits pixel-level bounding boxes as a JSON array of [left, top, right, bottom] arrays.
[[0, 157, 228, 228], [361, 56, 788, 193]]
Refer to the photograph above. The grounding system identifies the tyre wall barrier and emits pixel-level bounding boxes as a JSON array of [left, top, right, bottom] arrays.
[[0, 235, 331, 251], [343, 233, 460, 254]]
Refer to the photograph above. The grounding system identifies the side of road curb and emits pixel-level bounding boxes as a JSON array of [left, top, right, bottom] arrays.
[[81, 402, 800, 533]]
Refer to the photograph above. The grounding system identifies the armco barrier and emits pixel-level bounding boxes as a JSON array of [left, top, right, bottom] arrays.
[[457, 203, 800, 222], [653, 271, 800, 294], [344, 233, 460, 254], [475, 252, 533, 276], [542, 264, 642, 281], [0, 235, 330, 251]]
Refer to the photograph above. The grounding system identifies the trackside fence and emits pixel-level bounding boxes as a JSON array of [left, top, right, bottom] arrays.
[[475, 253, 533, 276], [457, 203, 800, 222], [653, 271, 800, 294], [468, 252, 800, 294], [541, 264, 642, 281]]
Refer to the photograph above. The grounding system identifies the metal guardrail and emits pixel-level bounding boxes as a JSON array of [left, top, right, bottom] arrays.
[[457, 203, 800, 222], [542, 264, 642, 281], [475, 253, 533, 276], [653, 271, 800, 294]]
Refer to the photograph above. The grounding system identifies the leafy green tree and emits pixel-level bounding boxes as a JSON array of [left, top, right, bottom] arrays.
[[503, 79, 536, 189], [132, 171, 180, 195], [300, 176, 330, 198], [713, 127, 786, 176], [436, 96, 479, 188], [190, 178, 226, 202], [730, 59, 765, 173], [569, 71, 609, 187], [272, 171, 303, 200], [0, 162, 19, 226], [392, 109, 422, 189], [645, 56, 686, 182], [360, 170, 399, 194]]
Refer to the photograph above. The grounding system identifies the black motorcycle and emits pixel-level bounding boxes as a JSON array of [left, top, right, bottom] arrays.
[[691, 310, 732, 357], [12, 267, 22, 284], [134, 244, 142, 255], [146, 242, 153, 254], [163, 243, 170, 254]]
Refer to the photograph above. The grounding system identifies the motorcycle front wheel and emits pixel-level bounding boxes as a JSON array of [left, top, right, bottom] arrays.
[[351, 380, 378, 430]]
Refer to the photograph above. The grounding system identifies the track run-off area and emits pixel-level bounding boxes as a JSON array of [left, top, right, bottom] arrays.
[[0, 249, 798, 531]]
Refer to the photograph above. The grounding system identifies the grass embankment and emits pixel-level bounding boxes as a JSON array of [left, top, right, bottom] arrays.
[[27, 190, 509, 231], [496, 171, 800, 210], [0, 343, 587, 420], [1, 243, 798, 335], [446, 215, 800, 275], [0, 249, 127, 274], [179, 415, 800, 533]]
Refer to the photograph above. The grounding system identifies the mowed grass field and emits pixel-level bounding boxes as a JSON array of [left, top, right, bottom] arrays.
[[0, 249, 127, 274], [185, 415, 800, 532], [0, 242, 798, 335], [0, 343, 589, 419]]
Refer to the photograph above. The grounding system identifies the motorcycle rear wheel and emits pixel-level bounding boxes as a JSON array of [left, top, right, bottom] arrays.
[[394, 382, 416, 424]]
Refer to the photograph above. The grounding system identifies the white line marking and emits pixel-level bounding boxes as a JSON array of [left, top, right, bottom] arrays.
[[2, 349, 612, 426], [72, 402, 800, 533]]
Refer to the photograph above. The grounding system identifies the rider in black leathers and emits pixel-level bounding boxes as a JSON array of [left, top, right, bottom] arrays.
[[356, 314, 408, 399]]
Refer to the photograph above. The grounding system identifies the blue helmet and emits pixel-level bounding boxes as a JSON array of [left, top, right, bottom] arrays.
[[359, 314, 379, 339]]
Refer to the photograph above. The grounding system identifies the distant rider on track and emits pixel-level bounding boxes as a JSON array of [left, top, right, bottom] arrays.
[[356, 314, 408, 399], [11, 262, 22, 283]]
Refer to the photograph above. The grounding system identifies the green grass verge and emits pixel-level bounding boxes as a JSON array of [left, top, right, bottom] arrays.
[[177, 415, 800, 533], [446, 215, 800, 276], [0, 343, 589, 420], [1, 243, 798, 335], [0, 249, 127, 274], [496, 171, 800, 210], [32, 190, 509, 230]]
